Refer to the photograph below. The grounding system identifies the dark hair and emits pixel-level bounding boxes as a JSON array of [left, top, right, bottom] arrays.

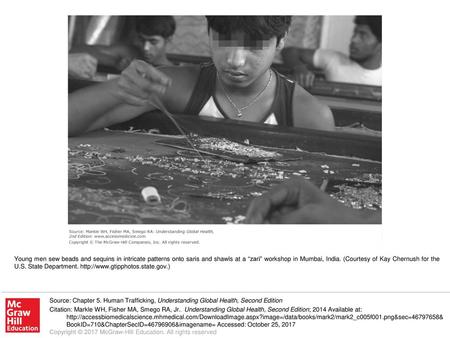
[[135, 16, 176, 38], [205, 16, 291, 44], [354, 16, 381, 42]]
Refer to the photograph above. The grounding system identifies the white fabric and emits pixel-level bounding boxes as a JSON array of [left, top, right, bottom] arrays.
[[198, 97, 278, 125], [313, 49, 382, 86]]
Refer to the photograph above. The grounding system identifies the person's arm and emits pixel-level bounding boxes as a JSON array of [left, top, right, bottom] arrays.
[[68, 79, 150, 136], [281, 47, 317, 88], [245, 177, 381, 224], [69, 60, 199, 137], [291, 85, 335, 131], [281, 47, 316, 68], [68, 60, 172, 137]]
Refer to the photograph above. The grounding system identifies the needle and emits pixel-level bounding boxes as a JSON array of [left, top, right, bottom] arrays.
[[150, 94, 205, 162], [320, 179, 329, 191]]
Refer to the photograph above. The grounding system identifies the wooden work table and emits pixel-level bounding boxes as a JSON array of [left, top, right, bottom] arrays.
[[69, 114, 381, 224]]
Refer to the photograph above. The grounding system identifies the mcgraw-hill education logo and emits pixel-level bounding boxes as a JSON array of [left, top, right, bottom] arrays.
[[5, 298, 40, 333]]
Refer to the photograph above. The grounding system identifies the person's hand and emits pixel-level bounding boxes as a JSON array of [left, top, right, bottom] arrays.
[[116, 57, 133, 71], [116, 59, 172, 106], [68, 53, 98, 79], [245, 177, 379, 224], [293, 64, 315, 89]]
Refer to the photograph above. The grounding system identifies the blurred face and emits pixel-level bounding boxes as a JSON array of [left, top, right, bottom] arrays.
[[136, 33, 167, 64], [209, 30, 283, 88], [349, 24, 381, 61]]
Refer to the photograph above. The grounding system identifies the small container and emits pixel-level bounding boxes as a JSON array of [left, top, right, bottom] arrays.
[[141, 186, 161, 204]]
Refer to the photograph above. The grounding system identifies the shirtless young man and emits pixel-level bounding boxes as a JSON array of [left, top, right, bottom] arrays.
[[69, 16, 334, 136]]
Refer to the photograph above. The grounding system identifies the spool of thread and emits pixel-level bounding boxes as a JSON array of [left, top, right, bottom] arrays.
[[141, 186, 161, 204]]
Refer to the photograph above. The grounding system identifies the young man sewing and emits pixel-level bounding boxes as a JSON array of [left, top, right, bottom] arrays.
[[281, 16, 382, 87], [69, 16, 335, 136]]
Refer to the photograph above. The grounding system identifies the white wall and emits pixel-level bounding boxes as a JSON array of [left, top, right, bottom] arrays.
[[320, 16, 355, 55]]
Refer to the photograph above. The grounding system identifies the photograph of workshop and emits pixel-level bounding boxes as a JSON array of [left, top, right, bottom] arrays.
[[68, 15, 381, 224]]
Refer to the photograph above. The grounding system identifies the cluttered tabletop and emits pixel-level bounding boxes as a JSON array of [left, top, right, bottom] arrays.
[[68, 114, 381, 224]]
